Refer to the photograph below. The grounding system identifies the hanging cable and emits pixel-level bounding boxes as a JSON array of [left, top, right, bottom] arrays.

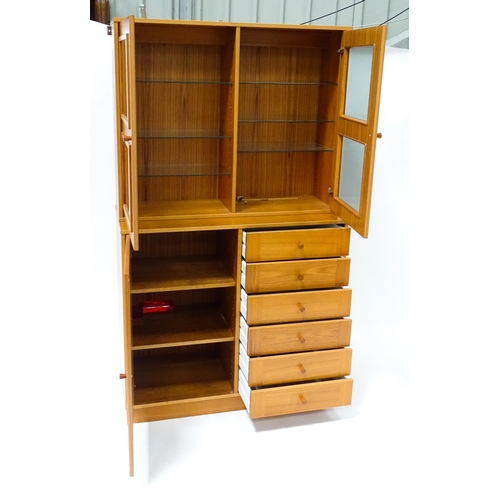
[[380, 7, 409, 26], [300, 0, 365, 25]]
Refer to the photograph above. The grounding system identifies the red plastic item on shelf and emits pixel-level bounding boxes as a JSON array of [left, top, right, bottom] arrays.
[[142, 300, 174, 314]]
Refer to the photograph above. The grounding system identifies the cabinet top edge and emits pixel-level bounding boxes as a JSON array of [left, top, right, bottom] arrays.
[[111, 17, 353, 32]]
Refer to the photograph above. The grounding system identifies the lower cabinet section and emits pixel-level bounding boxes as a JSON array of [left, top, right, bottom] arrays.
[[238, 371, 353, 419], [123, 225, 354, 456]]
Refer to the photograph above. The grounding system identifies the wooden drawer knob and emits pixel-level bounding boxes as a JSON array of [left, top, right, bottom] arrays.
[[119, 373, 127, 380], [297, 303, 305, 312], [297, 334, 306, 343], [299, 394, 307, 404], [297, 274, 304, 281], [298, 364, 306, 374], [297, 243, 304, 249]]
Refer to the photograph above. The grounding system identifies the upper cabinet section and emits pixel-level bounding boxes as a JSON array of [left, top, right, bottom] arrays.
[[236, 27, 341, 208], [112, 18, 386, 247]]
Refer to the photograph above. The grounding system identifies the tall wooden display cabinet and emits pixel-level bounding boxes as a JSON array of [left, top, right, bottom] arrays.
[[112, 16, 386, 475]]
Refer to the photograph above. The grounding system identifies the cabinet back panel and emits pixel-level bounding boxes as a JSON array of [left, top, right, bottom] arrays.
[[132, 231, 237, 268], [136, 82, 221, 131], [239, 46, 322, 84], [135, 42, 231, 203], [138, 175, 219, 202], [237, 45, 333, 201], [135, 42, 223, 80], [240, 28, 333, 49], [236, 152, 317, 199], [135, 24, 235, 46], [137, 137, 223, 203], [132, 231, 219, 259]]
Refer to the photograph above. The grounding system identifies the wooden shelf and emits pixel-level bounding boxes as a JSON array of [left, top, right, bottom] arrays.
[[136, 79, 231, 84], [239, 118, 335, 123], [133, 353, 234, 406], [131, 256, 235, 293], [136, 196, 329, 218], [138, 199, 232, 219], [240, 81, 337, 86], [238, 142, 333, 153], [132, 305, 234, 350]]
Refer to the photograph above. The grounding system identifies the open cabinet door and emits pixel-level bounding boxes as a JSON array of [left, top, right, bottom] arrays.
[[330, 26, 386, 238], [115, 17, 139, 250], [121, 235, 135, 476]]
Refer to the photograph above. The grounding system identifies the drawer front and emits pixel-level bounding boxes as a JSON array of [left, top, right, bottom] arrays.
[[241, 288, 352, 326], [242, 257, 350, 293], [240, 317, 352, 356], [239, 372, 353, 419], [243, 227, 350, 262], [240, 346, 352, 386]]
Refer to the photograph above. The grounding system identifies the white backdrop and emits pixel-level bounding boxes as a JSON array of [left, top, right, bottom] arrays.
[[88, 19, 409, 497]]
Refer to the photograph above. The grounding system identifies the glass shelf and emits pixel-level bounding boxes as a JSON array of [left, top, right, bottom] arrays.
[[240, 81, 337, 86], [138, 130, 231, 139], [237, 142, 333, 153], [239, 118, 335, 123], [138, 164, 231, 177], [136, 79, 231, 85]]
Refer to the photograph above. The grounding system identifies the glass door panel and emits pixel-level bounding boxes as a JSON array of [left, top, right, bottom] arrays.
[[344, 46, 374, 122], [329, 26, 386, 238], [338, 137, 365, 212]]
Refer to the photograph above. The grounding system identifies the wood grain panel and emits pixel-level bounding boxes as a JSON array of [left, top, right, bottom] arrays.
[[135, 24, 235, 45], [240, 28, 333, 48], [236, 152, 318, 199]]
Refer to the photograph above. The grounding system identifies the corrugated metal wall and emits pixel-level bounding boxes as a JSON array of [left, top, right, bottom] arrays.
[[110, 0, 409, 47]]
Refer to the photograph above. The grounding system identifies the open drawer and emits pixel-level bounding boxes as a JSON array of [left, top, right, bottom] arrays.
[[238, 370, 353, 419], [239, 342, 352, 387]]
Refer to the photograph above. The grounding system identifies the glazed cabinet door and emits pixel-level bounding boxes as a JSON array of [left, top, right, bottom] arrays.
[[115, 17, 139, 250], [330, 26, 386, 238]]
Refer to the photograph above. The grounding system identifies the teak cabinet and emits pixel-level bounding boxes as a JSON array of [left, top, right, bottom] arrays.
[[112, 16, 386, 476]]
